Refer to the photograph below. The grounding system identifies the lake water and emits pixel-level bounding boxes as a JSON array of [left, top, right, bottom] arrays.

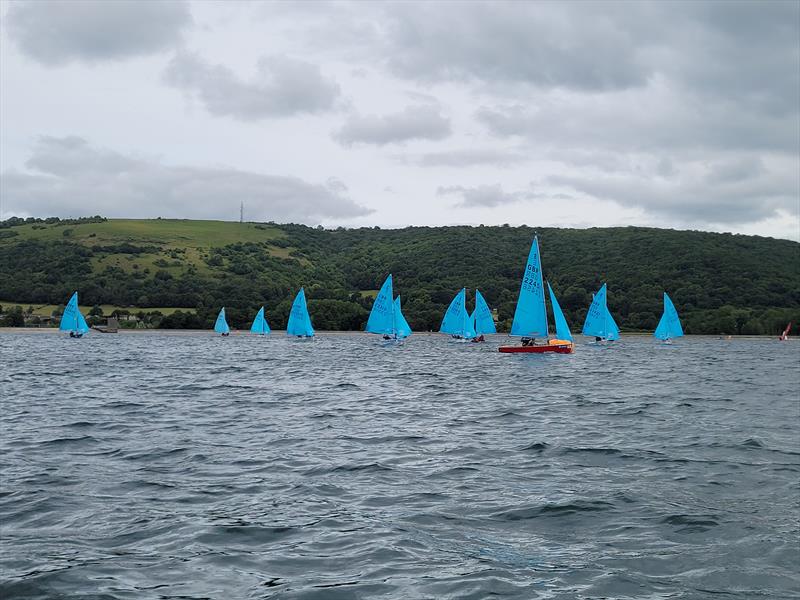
[[1, 332, 798, 599]]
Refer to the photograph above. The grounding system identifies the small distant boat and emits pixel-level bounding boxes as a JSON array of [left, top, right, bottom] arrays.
[[214, 307, 230, 336], [654, 292, 683, 343], [59, 292, 90, 338], [498, 237, 574, 354], [440, 288, 476, 341], [779, 321, 792, 341], [365, 274, 410, 342], [469, 289, 496, 342], [287, 288, 314, 338], [250, 306, 271, 335], [582, 283, 620, 343]]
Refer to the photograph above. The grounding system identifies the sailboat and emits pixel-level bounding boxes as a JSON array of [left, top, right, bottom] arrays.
[[654, 292, 683, 343], [59, 292, 90, 338], [250, 306, 271, 335], [287, 288, 314, 338], [214, 307, 230, 336], [469, 289, 496, 342], [582, 284, 620, 343], [439, 288, 476, 340], [498, 237, 574, 354], [779, 321, 792, 341], [364, 274, 410, 342]]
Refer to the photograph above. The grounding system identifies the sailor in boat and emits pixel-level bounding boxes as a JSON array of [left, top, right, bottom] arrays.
[[521, 337, 536, 347], [70, 331, 82, 338], [471, 334, 485, 343]]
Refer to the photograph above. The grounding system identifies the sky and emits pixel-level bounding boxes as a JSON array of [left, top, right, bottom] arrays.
[[1, 0, 798, 240]]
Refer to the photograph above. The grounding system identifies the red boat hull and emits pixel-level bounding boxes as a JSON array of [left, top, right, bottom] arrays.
[[498, 344, 574, 354]]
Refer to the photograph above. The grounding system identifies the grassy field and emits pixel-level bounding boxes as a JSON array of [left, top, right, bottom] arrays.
[[3, 218, 285, 247], [0, 301, 195, 317]]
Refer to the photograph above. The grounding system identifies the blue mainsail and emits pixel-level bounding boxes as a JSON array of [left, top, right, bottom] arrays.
[[510, 237, 548, 337], [287, 288, 314, 337], [250, 306, 270, 335], [473, 289, 496, 335], [547, 283, 573, 341], [59, 292, 89, 335], [394, 296, 412, 338], [214, 307, 230, 334], [654, 292, 683, 340], [440, 288, 474, 338], [366, 275, 396, 335], [582, 284, 619, 339]]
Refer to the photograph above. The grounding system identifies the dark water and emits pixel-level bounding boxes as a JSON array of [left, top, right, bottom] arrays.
[[1, 332, 798, 599]]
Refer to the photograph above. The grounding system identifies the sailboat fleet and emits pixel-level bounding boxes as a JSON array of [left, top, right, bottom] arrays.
[[55, 236, 789, 346]]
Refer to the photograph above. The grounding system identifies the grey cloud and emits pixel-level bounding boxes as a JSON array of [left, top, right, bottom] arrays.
[[413, 148, 528, 168], [164, 53, 341, 120], [5, 0, 190, 65], [437, 184, 532, 208], [1, 137, 371, 223], [333, 105, 451, 146], [548, 158, 799, 225]]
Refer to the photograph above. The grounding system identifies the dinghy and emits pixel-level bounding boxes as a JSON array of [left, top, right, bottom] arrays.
[[364, 275, 411, 342], [287, 288, 314, 338], [498, 237, 574, 354], [440, 288, 476, 341], [779, 322, 792, 341], [250, 306, 271, 335], [654, 292, 683, 343], [60, 292, 90, 338], [214, 307, 230, 336], [469, 289, 496, 342], [582, 284, 620, 343]]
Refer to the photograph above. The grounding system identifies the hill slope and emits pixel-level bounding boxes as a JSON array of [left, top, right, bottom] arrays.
[[1, 217, 798, 334]]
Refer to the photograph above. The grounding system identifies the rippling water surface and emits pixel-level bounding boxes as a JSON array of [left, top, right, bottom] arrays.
[[1, 332, 798, 599]]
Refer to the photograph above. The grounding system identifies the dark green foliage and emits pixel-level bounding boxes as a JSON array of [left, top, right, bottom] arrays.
[[1, 222, 798, 334]]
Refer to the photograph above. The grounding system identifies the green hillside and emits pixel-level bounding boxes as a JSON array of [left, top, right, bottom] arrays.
[[1, 216, 798, 334]]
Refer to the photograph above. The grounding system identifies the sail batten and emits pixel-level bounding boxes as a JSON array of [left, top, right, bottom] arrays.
[[547, 283, 573, 341], [654, 292, 683, 340], [214, 307, 230, 335], [287, 288, 314, 337], [510, 237, 548, 337]]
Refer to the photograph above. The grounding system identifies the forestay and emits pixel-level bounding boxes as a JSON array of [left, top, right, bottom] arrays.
[[394, 296, 412, 338]]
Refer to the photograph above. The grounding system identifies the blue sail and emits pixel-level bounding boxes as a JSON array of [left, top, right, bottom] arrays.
[[214, 307, 230, 334], [440, 288, 474, 338], [59, 292, 89, 335], [394, 296, 412, 338], [582, 284, 614, 339], [250, 306, 270, 335], [510, 237, 549, 337], [547, 283, 573, 341], [654, 292, 683, 340], [366, 275, 396, 335], [287, 288, 314, 337], [605, 306, 620, 341], [473, 289, 496, 334]]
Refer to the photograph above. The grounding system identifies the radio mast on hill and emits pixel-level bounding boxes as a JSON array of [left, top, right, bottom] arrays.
[[239, 201, 244, 223]]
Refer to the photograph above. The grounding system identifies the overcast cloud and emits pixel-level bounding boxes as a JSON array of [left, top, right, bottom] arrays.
[[5, 0, 190, 65], [2, 137, 371, 222], [0, 0, 797, 239]]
